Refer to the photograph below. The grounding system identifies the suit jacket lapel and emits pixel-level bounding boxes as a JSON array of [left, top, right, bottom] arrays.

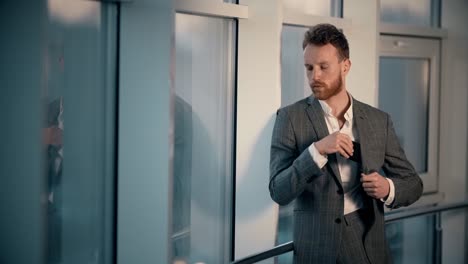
[[306, 97, 343, 188], [353, 99, 374, 173], [353, 98, 380, 224]]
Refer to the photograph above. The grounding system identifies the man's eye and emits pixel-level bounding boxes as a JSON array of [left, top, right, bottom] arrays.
[[321, 65, 329, 70], [306, 66, 313, 71]]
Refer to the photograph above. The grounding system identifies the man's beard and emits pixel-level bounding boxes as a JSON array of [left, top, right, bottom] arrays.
[[311, 73, 343, 100]]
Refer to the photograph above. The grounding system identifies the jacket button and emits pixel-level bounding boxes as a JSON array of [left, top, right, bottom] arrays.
[[337, 189, 343, 195], [335, 218, 342, 224]]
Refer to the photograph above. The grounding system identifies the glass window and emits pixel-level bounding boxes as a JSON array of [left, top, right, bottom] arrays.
[[173, 13, 236, 264], [380, 0, 440, 27], [44, 1, 117, 263], [277, 25, 312, 255], [281, 25, 310, 107], [283, 0, 342, 17], [385, 215, 435, 264], [379, 35, 440, 193], [379, 57, 429, 173]]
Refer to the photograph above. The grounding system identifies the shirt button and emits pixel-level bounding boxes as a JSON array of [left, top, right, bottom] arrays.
[[335, 218, 342, 224]]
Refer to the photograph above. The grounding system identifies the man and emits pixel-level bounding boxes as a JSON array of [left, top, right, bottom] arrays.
[[269, 24, 423, 264]]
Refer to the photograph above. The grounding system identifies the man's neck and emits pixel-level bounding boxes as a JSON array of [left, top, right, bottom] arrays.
[[324, 88, 350, 118]]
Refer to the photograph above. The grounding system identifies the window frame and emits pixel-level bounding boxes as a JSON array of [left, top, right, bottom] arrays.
[[172, 1, 244, 263], [379, 35, 441, 194]]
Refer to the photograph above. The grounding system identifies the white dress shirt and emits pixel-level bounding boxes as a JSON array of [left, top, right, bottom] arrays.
[[308, 95, 395, 215]]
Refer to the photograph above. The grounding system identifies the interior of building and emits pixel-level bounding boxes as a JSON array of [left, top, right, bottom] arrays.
[[1, 0, 467, 263]]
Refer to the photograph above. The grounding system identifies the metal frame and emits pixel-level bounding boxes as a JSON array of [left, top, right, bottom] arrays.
[[283, 9, 351, 30], [385, 200, 468, 222], [175, 0, 248, 19], [380, 23, 448, 39], [385, 192, 444, 214], [231, 242, 294, 264]]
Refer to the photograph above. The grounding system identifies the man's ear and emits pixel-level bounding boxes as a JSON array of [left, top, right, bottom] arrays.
[[342, 59, 351, 75]]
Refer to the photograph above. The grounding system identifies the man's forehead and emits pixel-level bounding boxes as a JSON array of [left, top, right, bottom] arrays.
[[304, 44, 340, 62]]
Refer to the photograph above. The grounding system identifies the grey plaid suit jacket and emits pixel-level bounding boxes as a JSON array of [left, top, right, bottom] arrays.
[[269, 96, 423, 264]]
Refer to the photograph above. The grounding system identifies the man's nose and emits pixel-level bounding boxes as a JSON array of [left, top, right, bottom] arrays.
[[311, 69, 321, 81]]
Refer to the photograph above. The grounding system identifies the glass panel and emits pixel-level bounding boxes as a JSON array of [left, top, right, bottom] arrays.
[[281, 25, 310, 107], [173, 13, 235, 264], [380, 0, 440, 27], [278, 26, 310, 252], [44, 1, 117, 263], [385, 215, 435, 264], [283, 0, 342, 17], [379, 57, 429, 173]]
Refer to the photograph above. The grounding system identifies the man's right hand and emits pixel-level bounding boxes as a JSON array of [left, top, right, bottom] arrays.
[[314, 132, 354, 158]]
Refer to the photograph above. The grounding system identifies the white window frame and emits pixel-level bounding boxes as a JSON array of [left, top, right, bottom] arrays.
[[174, 0, 248, 19], [171, 1, 246, 263], [378, 4, 448, 209], [283, 9, 351, 30], [379, 35, 441, 194]]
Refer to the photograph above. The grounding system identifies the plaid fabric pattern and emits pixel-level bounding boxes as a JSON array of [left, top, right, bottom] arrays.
[[269, 97, 423, 264]]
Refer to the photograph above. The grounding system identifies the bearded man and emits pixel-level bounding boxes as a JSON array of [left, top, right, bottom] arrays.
[[269, 23, 423, 264]]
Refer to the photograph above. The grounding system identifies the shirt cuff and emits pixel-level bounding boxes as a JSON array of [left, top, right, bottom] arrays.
[[381, 178, 395, 206], [308, 143, 328, 169]]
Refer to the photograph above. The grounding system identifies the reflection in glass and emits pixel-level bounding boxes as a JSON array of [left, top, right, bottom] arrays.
[[385, 215, 435, 264], [173, 13, 235, 264], [379, 57, 429, 173], [380, 0, 440, 27], [43, 2, 116, 263], [44, 96, 64, 263]]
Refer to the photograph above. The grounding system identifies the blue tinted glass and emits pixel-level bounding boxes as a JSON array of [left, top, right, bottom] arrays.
[[44, 2, 117, 263], [386, 215, 435, 264], [380, 0, 440, 27], [379, 57, 429, 173], [173, 13, 235, 264]]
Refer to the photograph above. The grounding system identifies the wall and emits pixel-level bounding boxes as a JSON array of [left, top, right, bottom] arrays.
[[235, 0, 283, 259], [118, 0, 174, 263], [0, 2, 47, 263], [440, 0, 468, 263], [234, 0, 380, 260]]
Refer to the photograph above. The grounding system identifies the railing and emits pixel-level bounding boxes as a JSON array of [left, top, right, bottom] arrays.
[[231, 242, 294, 264], [231, 200, 468, 264]]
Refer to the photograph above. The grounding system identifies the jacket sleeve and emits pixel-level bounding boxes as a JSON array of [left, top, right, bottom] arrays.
[[269, 109, 325, 206], [382, 114, 424, 209]]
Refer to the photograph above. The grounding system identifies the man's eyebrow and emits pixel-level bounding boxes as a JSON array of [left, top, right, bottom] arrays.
[[304, 61, 329, 67]]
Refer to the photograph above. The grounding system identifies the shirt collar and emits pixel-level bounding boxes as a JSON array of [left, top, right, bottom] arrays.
[[318, 93, 354, 121]]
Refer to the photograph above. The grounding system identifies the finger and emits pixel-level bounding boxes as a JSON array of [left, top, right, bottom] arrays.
[[338, 148, 350, 159], [337, 133, 353, 153], [362, 182, 376, 188], [337, 134, 354, 151], [361, 174, 376, 182], [364, 188, 376, 196], [339, 140, 354, 157]]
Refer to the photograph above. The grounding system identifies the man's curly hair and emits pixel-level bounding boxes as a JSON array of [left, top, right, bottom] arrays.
[[302, 23, 349, 61]]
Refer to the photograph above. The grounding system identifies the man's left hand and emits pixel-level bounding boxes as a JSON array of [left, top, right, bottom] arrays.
[[361, 172, 389, 200]]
